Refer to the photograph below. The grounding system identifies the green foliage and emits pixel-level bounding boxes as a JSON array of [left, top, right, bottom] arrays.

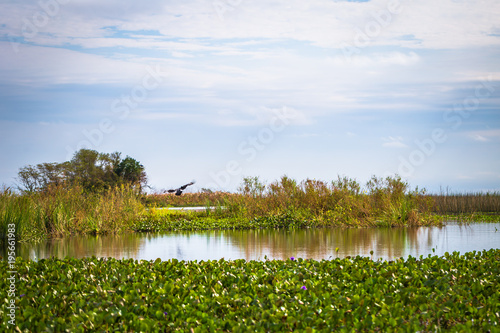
[[143, 191, 229, 208], [17, 149, 146, 193], [1, 250, 499, 332], [140, 175, 442, 232], [5, 173, 497, 241], [0, 185, 145, 242], [115, 156, 147, 186], [223, 175, 439, 227], [238, 176, 266, 197]]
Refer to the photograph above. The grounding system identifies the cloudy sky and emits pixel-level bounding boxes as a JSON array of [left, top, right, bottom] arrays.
[[1, 0, 499, 192]]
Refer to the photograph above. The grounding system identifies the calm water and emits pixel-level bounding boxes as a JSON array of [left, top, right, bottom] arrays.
[[3, 222, 500, 261]]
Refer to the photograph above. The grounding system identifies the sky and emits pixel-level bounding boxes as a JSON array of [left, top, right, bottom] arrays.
[[0, 0, 499, 193]]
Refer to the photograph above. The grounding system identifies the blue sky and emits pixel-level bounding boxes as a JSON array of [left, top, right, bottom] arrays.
[[0, 0, 499, 192]]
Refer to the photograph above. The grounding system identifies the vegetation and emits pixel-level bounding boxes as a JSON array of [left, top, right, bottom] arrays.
[[143, 190, 228, 208], [430, 191, 500, 215], [17, 149, 147, 193], [1, 249, 498, 332], [3, 170, 500, 242], [146, 177, 500, 225], [0, 149, 149, 242], [142, 175, 440, 231], [0, 185, 144, 243]]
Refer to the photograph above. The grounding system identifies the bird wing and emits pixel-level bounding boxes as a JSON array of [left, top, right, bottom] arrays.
[[179, 181, 195, 190], [167, 189, 176, 193]]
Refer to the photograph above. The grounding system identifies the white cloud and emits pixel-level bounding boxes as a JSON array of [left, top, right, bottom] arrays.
[[382, 136, 408, 148], [467, 129, 500, 142], [0, 42, 150, 85], [469, 134, 489, 142], [290, 133, 320, 138], [3, 0, 500, 50], [1, 0, 499, 192]]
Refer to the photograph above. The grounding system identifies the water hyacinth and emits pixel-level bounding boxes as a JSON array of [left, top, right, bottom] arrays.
[[1, 250, 498, 331]]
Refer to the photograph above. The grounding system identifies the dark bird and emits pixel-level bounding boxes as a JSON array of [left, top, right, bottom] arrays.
[[167, 181, 195, 196]]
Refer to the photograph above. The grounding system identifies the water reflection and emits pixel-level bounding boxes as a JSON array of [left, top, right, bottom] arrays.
[[2, 223, 499, 261]]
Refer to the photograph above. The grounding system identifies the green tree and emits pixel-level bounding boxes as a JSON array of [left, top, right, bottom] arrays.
[[17, 162, 69, 192], [115, 156, 147, 190], [17, 165, 43, 192], [17, 149, 147, 193], [238, 176, 266, 197]]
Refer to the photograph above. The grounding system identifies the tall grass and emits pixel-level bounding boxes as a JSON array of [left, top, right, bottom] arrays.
[[8, 175, 493, 242], [429, 191, 500, 215], [143, 191, 229, 208], [215, 175, 437, 227], [0, 185, 145, 242], [142, 176, 438, 228]]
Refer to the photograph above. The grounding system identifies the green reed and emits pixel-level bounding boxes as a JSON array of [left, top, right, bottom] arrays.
[[227, 175, 438, 227], [0, 185, 145, 242], [145, 175, 440, 229], [7, 175, 496, 242], [143, 191, 229, 208]]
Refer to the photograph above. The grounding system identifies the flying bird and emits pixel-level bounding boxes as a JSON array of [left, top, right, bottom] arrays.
[[167, 181, 196, 196]]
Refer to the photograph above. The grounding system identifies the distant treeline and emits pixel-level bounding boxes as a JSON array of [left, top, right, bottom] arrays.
[[17, 149, 147, 193]]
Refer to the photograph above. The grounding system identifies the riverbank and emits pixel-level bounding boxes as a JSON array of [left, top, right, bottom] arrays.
[[2, 249, 498, 332], [1, 175, 499, 242]]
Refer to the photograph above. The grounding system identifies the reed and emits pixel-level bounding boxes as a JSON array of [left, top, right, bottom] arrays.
[[150, 176, 439, 228], [0, 185, 145, 242], [143, 191, 230, 208], [429, 191, 500, 215], [229, 175, 437, 227], [7, 175, 496, 242]]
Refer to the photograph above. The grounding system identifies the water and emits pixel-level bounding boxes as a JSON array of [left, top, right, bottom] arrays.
[[3, 222, 500, 261]]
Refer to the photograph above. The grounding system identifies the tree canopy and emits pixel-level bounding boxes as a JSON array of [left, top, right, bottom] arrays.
[[17, 149, 147, 193]]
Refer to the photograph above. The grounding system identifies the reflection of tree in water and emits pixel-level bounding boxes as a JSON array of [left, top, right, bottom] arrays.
[[10, 233, 144, 260], [2, 223, 469, 262], [224, 227, 440, 261]]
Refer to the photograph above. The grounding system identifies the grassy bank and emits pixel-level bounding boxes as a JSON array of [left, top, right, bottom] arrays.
[[141, 176, 440, 232], [1, 249, 499, 332], [2, 175, 500, 242], [0, 185, 144, 243], [145, 177, 500, 226]]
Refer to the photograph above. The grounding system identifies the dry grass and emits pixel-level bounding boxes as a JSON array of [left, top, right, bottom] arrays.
[[0, 185, 145, 242], [429, 191, 500, 215], [7, 176, 495, 242], [143, 191, 231, 208], [148, 176, 439, 227]]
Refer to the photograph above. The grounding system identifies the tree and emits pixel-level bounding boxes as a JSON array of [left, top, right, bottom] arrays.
[[17, 162, 69, 192], [115, 156, 147, 191], [66, 149, 117, 190], [17, 149, 147, 193], [17, 165, 43, 192], [238, 176, 266, 197]]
